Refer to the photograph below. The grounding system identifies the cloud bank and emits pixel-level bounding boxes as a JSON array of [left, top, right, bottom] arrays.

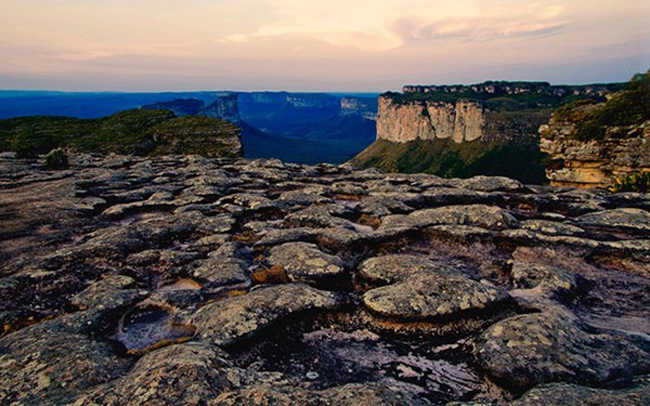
[[0, 0, 648, 90]]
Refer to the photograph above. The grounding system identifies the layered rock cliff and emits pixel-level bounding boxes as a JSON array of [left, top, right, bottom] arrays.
[[376, 81, 622, 145], [354, 80, 627, 183], [540, 120, 650, 188], [540, 71, 650, 189], [377, 97, 484, 143]]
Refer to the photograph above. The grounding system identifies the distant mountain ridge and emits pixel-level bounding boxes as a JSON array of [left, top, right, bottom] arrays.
[[0, 90, 378, 165]]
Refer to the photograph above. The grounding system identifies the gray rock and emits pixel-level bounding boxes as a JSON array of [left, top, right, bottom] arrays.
[[218, 193, 273, 210], [191, 284, 339, 346], [460, 176, 523, 192], [284, 204, 356, 229], [278, 190, 332, 206], [0, 322, 130, 405], [409, 205, 519, 230], [363, 273, 509, 321], [267, 242, 346, 283], [73, 342, 234, 406], [358, 254, 458, 286], [191, 243, 251, 293], [575, 208, 650, 234], [476, 309, 650, 390], [512, 376, 650, 405], [421, 188, 493, 207], [71, 275, 147, 311], [255, 228, 319, 247], [213, 382, 430, 406], [520, 220, 585, 236], [510, 261, 579, 297]]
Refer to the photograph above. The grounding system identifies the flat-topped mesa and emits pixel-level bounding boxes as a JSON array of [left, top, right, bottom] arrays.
[[377, 97, 484, 143], [378, 81, 622, 145], [403, 81, 616, 98]]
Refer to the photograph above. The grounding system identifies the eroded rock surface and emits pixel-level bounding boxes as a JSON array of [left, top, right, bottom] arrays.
[[0, 153, 649, 405]]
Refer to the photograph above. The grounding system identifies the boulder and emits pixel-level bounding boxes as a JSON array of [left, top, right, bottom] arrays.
[[512, 376, 650, 406], [357, 254, 458, 286], [191, 284, 339, 346], [409, 205, 519, 230], [363, 273, 509, 321], [476, 309, 650, 390], [575, 208, 650, 234], [267, 242, 346, 283]]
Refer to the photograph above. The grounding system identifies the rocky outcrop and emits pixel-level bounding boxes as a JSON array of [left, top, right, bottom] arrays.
[[0, 153, 649, 405], [143, 94, 243, 124], [540, 71, 650, 189], [378, 81, 622, 146], [0, 109, 244, 159], [377, 96, 484, 143], [200, 94, 242, 123], [540, 116, 650, 188]]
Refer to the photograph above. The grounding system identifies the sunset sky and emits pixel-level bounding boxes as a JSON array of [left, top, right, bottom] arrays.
[[1, 0, 649, 91]]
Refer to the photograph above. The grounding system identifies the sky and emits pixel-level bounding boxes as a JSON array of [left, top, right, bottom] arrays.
[[1, 0, 649, 91]]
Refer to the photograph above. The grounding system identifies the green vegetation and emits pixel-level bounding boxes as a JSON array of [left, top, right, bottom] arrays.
[[556, 70, 650, 140], [67, 110, 174, 154], [44, 148, 69, 170], [386, 81, 621, 111], [350, 138, 548, 184], [0, 116, 88, 158], [0, 110, 242, 158], [610, 172, 650, 193], [149, 116, 242, 158]]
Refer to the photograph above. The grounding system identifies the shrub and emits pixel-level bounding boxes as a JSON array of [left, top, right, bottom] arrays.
[[44, 148, 69, 170], [570, 69, 650, 140], [610, 172, 650, 193], [10, 128, 58, 158]]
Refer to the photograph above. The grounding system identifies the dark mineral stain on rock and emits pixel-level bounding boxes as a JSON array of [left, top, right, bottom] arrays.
[[232, 324, 486, 403]]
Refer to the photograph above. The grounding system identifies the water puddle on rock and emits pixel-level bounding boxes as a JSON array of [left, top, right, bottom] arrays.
[[112, 305, 196, 355], [233, 326, 485, 403]]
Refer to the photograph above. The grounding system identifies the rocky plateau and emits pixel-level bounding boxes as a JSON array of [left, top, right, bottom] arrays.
[[0, 152, 649, 405]]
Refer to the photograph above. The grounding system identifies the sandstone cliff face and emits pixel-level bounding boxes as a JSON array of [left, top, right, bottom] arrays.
[[376, 96, 484, 143], [540, 118, 650, 188]]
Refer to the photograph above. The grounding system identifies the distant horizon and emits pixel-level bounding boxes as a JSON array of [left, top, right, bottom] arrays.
[[0, 73, 639, 95], [2, 1, 649, 92]]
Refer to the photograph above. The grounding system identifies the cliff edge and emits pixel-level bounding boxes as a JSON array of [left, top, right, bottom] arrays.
[[0, 109, 243, 159], [377, 97, 484, 143], [540, 71, 650, 188]]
